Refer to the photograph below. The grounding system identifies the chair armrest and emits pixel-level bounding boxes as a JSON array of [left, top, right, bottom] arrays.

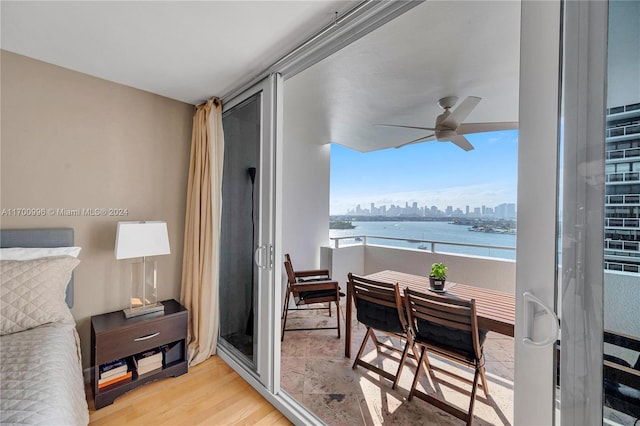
[[294, 269, 330, 278], [604, 360, 640, 389], [605, 329, 640, 353], [291, 280, 339, 292]]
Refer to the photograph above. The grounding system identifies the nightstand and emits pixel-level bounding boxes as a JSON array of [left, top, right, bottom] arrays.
[[91, 299, 188, 409]]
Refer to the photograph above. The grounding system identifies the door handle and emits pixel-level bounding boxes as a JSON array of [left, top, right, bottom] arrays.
[[522, 291, 560, 347], [254, 245, 265, 269], [254, 244, 273, 270]]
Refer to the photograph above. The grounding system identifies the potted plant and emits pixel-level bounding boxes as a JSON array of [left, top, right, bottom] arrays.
[[429, 262, 447, 291]]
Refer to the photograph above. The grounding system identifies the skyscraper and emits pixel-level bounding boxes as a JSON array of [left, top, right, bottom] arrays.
[[604, 103, 640, 273]]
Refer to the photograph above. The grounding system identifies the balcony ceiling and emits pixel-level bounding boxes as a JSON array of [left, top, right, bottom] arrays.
[[286, 0, 521, 152], [1, 1, 520, 153]]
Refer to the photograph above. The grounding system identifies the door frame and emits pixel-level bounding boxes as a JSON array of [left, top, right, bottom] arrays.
[[514, 1, 563, 424], [515, 0, 608, 424], [558, 0, 607, 423], [217, 73, 281, 393]]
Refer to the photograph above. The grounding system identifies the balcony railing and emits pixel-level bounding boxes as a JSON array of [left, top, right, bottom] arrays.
[[606, 171, 640, 183], [330, 235, 516, 260], [605, 218, 640, 228], [606, 147, 640, 160], [607, 123, 640, 138], [605, 240, 640, 252], [605, 260, 640, 273], [606, 194, 640, 205]]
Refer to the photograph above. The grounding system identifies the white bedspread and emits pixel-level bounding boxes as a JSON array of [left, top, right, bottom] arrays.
[[1, 322, 89, 425]]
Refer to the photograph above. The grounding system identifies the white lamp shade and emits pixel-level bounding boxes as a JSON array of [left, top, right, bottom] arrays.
[[115, 221, 171, 259]]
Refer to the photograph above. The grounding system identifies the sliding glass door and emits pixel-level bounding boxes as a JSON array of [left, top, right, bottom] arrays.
[[515, 1, 609, 423], [218, 74, 281, 389]]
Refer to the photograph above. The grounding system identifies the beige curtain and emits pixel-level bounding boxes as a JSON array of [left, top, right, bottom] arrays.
[[180, 98, 224, 366]]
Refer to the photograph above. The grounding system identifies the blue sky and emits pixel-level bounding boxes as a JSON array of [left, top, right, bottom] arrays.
[[330, 130, 519, 215]]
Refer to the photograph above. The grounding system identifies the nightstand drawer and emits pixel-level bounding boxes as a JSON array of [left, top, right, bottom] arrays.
[[96, 312, 187, 363]]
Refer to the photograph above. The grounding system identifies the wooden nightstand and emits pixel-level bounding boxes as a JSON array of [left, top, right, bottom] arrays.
[[91, 299, 188, 409]]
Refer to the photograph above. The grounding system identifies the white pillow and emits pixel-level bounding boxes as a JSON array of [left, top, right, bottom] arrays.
[[1, 256, 80, 335], [0, 246, 81, 260]]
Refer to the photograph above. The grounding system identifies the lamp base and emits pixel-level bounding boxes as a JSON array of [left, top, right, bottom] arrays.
[[123, 303, 165, 319]]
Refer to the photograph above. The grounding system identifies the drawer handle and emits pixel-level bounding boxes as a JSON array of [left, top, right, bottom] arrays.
[[134, 332, 160, 341]]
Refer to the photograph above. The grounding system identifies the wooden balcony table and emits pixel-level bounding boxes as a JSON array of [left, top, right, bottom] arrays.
[[344, 270, 516, 358]]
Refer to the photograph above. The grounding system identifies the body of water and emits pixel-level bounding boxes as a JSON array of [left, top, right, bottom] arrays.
[[330, 221, 516, 260]]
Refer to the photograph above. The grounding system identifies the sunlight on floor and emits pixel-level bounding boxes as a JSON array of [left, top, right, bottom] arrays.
[[281, 301, 514, 425]]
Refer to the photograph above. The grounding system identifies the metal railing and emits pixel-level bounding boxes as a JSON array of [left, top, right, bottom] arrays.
[[605, 240, 640, 252], [606, 218, 640, 228], [330, 235, 516, 259], [606, 147, 640, 160], [605, 260, 640, 274], [606, 194, 640, 205], [606, 171, 640, 183]]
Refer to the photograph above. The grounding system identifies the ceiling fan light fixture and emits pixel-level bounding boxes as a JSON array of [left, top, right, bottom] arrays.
[[436, 129, 456, 141]]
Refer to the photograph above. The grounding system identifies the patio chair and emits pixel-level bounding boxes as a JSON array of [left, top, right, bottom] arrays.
[[404, 288, 488, 426], [349, 273, 415, 389], [281, 254, 341, 341], [603, 330, 640, 421]]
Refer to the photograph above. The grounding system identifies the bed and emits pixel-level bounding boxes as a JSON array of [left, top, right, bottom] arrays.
[[0, 228, 89, 425]]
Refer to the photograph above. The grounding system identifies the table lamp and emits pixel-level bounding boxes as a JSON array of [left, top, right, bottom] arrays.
[[115, 221, 170, 318]]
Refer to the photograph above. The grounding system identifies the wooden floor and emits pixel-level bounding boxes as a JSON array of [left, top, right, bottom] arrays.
[[88, 356, 291, 426]]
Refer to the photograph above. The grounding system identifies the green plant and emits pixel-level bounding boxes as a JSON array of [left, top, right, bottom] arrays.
[[430, 262, 447, 280]]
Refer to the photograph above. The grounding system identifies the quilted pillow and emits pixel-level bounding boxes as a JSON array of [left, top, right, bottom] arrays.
[[0, 256, 80, 335]]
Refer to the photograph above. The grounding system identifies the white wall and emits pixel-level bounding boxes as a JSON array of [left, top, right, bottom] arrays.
[[280, 78, 332, 300], [321, 245, 364, 288], [326, 243, 516, 293], [604, 270, 640, 365]]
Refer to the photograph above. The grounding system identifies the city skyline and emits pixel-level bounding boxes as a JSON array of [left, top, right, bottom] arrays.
[[343, 201, 516, 219], [330, 130, 519, 215]]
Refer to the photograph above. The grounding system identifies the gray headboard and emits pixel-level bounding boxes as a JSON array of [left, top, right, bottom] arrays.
[[0, 228, 76, 308]]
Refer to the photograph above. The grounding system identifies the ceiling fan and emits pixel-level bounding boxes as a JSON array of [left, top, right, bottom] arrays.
[[378, 96, 518, 151]]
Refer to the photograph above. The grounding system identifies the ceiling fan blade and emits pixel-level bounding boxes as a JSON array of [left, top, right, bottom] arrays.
[[395, 134, 435, 149], [441, 96, 481, 129], [457, 122, 518, 134], [377, 124, 437, 131], [451, 135, 474, 151]]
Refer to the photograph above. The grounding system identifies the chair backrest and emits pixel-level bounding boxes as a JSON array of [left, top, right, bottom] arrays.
[[348, 273, 406, 334], [404, 288, 482, 361], [284, 258, 297, 287]]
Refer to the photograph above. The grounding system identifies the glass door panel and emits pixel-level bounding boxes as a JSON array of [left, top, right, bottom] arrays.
[[218, 74, 279, 390], [219, 94, 261, 368], [602, 1, 640, 424]]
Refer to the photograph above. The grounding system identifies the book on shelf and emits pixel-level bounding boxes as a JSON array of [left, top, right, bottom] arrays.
[[133, 348, 162, 367], [136, 361, 163, 376], [98, 368, 130, 385], [98, 371, 132, 390], [99, 358, 128, 380]]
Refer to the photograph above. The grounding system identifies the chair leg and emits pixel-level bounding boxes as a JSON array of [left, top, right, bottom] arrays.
[[412, 343, 433, 375], [371, 332, 381, 351], [353, 328, 373, 369], [392, 339, 411, 389], [409, 346, 427, 401], [282, 287, 291, 319], [479, 364, 489, 397], [466, 366, 481, 426], [336, 300, 341, 339], [281, 300, 290, 342], [328, 301, 332, 317]]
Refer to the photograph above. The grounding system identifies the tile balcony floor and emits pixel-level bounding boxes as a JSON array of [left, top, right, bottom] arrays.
[[280, 301, 515, 426]]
